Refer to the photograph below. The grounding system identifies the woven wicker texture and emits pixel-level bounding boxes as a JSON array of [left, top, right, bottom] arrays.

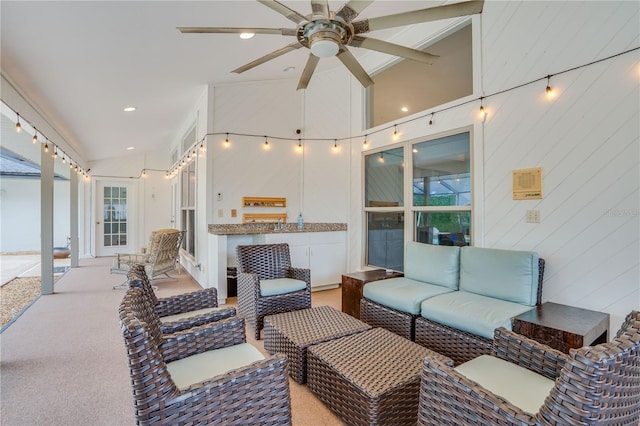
[[264, 305, 371, 383], [127, 263, 236, 334], [360, 297, 415, 339], [236, 243, 311, 339], [418, 311, 640, 426], [307, 328, 454, 426], [119, 287, 292, 425]]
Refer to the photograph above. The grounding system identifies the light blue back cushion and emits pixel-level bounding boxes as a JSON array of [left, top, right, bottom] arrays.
[[404, 242, 460, 290], [459, 247, 539, 306]]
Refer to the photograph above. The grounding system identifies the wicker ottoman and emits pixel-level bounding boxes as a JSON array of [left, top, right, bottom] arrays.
[[264, 305, 372, 384], [307, 328, 454, 426]]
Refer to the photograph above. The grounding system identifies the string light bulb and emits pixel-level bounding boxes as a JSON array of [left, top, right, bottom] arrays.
[[62, 156, 66, 164], [333, 140, 339, 152], [545, 75, 554, 98], [363, 135, 368, 147], [33, 129, 38, 144], [224, 133, 230, 147], [53, 147, 58, 159], [392, 125, 399, 140], [296, 139, 303, 153], [44, 141, 49, 152], [429, 113, 434, 126], [479, 97, 487, 117], [16, 114, 22, 133], [264, 136, 270, 149], [142, 169, 146, 177], [200, 142, 206, 151], [378, 153, 384, 163]]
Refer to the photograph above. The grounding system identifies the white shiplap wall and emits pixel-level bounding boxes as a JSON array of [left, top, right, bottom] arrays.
[[479, 0, 639, 330]]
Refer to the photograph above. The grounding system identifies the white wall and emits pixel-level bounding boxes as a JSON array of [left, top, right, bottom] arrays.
[[0, 177, 71, 252], [344, 1, 639, 331]]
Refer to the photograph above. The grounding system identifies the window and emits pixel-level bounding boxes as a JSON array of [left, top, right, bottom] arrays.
[[180, 124, 197, 259], [366, 23, 472, 128], [103, 186, 128, 247], [364, 130, 472, 271], [181, 160, 196, 258], [364, 146, 405, 271], [413, 132, 471, 247]]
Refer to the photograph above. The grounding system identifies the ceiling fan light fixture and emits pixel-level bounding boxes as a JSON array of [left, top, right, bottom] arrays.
[[239, 32, 255, 40], [310, 38, 339, 57]]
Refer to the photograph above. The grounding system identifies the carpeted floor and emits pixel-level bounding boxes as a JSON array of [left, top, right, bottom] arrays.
[[0, 257, 345, 425]]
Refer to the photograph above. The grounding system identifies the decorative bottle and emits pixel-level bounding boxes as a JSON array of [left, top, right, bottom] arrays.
[[297, 212, 304, 230]]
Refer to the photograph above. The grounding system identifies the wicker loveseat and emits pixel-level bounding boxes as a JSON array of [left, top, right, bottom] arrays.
[[118, 286, 291, 425], [418, 310, 640, 425], [361, 242, 544, 364]]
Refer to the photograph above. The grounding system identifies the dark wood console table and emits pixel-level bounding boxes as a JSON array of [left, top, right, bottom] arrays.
[[341, 269, 403, 319], [512, 302, 609, 353]]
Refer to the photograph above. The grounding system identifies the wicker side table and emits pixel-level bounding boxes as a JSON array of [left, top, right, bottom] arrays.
[[307, 328, 454, 426], [263, 305, 371, 384]]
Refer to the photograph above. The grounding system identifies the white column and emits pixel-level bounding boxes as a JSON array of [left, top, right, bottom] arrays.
[[70, 171, 79, 267], [40, 145, 54, 294]]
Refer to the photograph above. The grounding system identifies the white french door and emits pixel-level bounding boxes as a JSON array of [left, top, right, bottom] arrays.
[[95, 180, 135, 257]]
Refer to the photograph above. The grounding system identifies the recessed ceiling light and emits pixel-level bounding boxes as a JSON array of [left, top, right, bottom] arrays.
[[240, 33, 255, 39], [401, 106, 409, 112], [123, 106, 136, 112], [283, 66, 296, 73], [127, 147, 135, 150]]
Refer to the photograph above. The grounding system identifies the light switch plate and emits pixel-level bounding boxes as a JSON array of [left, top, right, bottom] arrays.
[[526, 209, 540, 223]]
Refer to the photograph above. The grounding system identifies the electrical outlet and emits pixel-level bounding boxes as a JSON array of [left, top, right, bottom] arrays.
[[526, 209, 540, 223], [231, 209, 237, 217], [218, 208, 223, 218]]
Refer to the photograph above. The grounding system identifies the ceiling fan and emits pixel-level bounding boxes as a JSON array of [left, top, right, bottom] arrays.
[[178, 0, 484, 90]]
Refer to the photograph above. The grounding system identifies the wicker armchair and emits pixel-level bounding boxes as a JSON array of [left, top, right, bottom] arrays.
[[111, 229, 184, 289], [119, 286, 291, 426], [236, 243, 311, 339], [126, 263, 236, 334], [418, 310, 640, 425]]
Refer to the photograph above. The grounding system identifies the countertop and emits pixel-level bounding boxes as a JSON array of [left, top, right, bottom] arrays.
[[208, 223, 347, 235]]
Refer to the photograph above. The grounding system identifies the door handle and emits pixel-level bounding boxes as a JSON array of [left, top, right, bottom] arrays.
[[96, 221, 100, 225]]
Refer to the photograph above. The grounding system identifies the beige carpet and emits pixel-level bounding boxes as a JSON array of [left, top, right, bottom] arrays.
[[0, 257, 345, 425]]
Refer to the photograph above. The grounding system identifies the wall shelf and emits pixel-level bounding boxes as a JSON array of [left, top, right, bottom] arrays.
[[242, 197, 286, 208]]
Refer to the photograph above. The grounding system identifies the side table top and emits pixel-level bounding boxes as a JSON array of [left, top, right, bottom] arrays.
[[342, 269, 403, 282], [514, 302, 609, 337]]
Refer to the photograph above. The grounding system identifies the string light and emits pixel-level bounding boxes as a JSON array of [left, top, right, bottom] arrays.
[[392, 125, 399, 140], [44, 140, 49, 152], [333, 139, 339, 152], [62, 156, 66, 164], [378, 153, 384, 163], [429, 113, 434, 126], [142, 169, 146, 177], [363, 135, 368, 147], [296, 139, 303, 153], [200, 142, 206, 151], [479, 97, 486, 117], [264, 136, 270, 149], [53, 147, 58, 159], [33, 129, 38, 144], [224, 133, 230, 147]]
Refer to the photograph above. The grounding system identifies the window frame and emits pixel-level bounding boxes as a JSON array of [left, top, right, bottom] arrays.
[[363, 126, 474, 271]]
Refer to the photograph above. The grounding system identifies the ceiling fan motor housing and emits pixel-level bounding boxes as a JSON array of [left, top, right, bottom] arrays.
[[298, 18, 353, 58]]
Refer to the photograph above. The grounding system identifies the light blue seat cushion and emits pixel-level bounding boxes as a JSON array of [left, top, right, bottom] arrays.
[[160, 307, 226, 324], [166, 343, 265, 388], [420, 291, 534, 339], [364, 277, 454, 315], [460, 247, 539, 306], [260, 278, 307, 297], [456, 355, 554, 414], [405, 242, 461, 290]]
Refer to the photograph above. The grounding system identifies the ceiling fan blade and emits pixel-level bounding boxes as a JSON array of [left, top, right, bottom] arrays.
[[350, 36, 439, 64], [297, 54, 320, 90], [232, 42, 302, 74], [353, 0, 484, 33], [335, 1, 374, 23], [257, 0, 308, 25], [311, 0, 330, 18], [177, 27, 296, 36], [337, 47, 374, 87]]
